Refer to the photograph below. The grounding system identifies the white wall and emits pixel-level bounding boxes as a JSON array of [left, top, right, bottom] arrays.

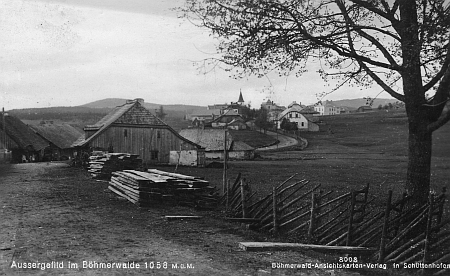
[[169, 150, 198, 166]]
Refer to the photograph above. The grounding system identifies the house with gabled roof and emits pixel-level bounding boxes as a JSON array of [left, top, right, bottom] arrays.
[[188, 109, 221, 126], [0, 113, 49, 163], [30, 122, 83, 161], [210, 109, 247, 129], [276, 102, 319, 132], [73, 98, 205, 166]]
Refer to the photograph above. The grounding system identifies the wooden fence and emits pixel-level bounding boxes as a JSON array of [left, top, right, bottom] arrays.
[[222, 174, 450, 275]]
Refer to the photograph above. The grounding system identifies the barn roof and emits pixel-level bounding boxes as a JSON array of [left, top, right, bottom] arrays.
[[30, 123, 83, 149], [0, 114, 48, 151], [210, 109, 242, 124], [0, 128, 19, 148], [179, 128, 232, 151], [85, 100, 166, 130], [76, 99, 201, 148]]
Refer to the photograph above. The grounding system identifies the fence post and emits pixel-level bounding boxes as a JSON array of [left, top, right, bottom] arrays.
[[273, 187, 278, 235], [346, 191, 356, 246], [436, 187, 446, 227], [308, 192, 321, 238], [421, 193, 434, 276], [378, 190, 393, 263], [223, 130, 227, 194], [241, 179, 246, 218], [226, 179, 230, 210]]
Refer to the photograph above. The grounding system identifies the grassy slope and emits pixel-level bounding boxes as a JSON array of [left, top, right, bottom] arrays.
[[229, 129, 278, 148], [159, 109, 449, 210]]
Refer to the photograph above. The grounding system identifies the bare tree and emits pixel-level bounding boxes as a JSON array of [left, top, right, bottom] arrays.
[[180, 0, 450, 204]]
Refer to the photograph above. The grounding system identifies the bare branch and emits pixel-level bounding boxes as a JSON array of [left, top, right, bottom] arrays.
[[423, 42, 450, 92], [349, 0, 399, 22]]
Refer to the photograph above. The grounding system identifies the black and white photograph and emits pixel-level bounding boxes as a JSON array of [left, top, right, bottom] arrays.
[[1, 0, 449, 275]]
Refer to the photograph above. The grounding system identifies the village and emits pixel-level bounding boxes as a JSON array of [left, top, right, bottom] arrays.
[[2, 92, 449, 276], [0, 92, 378, 166]]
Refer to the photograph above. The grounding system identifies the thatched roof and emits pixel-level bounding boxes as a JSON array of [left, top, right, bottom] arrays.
[[232, 140, 254, 151], [0, 114, 48, 151], [30, 123, 83, 149], [179, 128, 232, 151]]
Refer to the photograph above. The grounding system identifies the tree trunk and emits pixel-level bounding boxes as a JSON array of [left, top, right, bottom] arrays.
[[405, 113, 432, 206], [398, 0, 432, 206]]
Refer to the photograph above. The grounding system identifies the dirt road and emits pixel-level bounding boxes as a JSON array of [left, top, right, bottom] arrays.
[[0, 163, 375, 276], [256, 131, 298, 151]]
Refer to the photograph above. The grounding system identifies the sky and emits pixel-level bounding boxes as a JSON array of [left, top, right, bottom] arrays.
[[0, 0, 392, 110]]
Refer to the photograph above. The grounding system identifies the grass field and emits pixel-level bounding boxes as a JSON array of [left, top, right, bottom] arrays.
[[159, 109, 450, 211], [229, 129, 278, 148]]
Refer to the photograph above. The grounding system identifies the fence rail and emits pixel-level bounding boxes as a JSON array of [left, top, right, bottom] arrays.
[[223, 174, 450, 275]]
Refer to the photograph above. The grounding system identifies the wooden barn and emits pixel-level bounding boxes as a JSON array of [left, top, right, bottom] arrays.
[[0, 113, 49, 163], [30, 122, 83, 161], [73, 99, 205, 166]]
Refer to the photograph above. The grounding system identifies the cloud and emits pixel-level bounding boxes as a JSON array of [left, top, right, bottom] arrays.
[[1, 0, 388, 110]]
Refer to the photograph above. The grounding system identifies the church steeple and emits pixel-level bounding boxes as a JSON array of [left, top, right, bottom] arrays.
[[237, 90, 244, 105]]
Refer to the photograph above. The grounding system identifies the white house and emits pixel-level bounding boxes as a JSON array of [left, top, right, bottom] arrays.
[[276, 102, 319, 131], [314, 101, 340, 116]]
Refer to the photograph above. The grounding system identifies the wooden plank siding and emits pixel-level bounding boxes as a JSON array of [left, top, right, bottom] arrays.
[[88, 124, 198, 164]]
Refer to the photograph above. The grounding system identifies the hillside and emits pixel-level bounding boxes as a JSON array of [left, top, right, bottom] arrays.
[[7, 98, 205, 129], [326, 98, 398, 109], [80, 98, 205, 114]]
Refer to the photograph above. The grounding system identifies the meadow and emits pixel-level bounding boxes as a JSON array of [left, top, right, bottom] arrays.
[[161, 109, 450, 210]]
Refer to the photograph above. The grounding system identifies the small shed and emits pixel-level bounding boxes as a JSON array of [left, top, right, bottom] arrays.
[[73, 99, 205, 166], [0, 114, 49, 163], [179, 128, 255, 160]]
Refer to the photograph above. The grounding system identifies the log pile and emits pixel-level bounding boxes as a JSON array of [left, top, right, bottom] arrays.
[[108, 169, 218, 208], [87, 153, 142, 179]]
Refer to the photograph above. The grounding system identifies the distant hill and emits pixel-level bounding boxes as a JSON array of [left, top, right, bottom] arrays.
[[7, 98, 204, 131], [80, 98, 205, 114], [324, 98, 399, 109]]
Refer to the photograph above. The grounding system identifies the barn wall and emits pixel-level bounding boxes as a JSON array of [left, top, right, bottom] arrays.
[[205, 150, 254, 160], [228, 150, 255, 160], [205, 151, 223, 160], [169, 150, 198, 166], [88, 125, 198, 163]]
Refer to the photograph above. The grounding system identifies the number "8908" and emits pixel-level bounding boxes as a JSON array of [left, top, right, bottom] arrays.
[[339, 257, 358, 263]]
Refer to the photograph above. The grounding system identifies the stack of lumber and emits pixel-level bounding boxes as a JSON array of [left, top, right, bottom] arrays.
[[108, 169, 218, 208], [88, 153, 142, 179]]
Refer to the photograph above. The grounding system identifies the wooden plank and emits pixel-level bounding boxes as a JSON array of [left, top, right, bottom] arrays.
[[108, 185, 138, 205], [110, 179, 162, 196], [114, 171, 153, 182], [165, 216, 202, 221], [239, 242, 376, 254], [125, 170, 175, 183], [148, 169, 199, 180]]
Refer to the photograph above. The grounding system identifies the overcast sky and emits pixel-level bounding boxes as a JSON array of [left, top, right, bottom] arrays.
[[0, 0, 391, 110]]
